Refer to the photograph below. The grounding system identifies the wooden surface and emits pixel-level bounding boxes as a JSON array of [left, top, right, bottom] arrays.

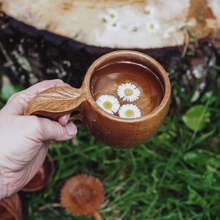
[[0, 0, 220, 49], [0, 0, 219, 100]]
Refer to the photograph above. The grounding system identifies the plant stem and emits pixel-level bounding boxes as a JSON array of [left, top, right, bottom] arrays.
[[181, 27, 189, 58], [38, 203, 61, 211], [92, 211, 103, 220]]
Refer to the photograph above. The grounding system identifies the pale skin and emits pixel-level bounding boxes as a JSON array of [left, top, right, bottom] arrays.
[[0, 80, 77, 201]]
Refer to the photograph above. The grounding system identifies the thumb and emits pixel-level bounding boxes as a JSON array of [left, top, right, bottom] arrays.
[[38, 118, 77, 142]]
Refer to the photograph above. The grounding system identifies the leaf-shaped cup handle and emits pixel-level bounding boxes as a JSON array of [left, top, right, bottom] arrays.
[[24, 86, 85, 126]]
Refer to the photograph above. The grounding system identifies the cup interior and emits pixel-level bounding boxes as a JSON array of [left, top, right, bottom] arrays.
[[89, 51, 166, 118]]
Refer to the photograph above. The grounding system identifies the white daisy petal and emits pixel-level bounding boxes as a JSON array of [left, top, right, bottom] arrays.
[[100, 9, 121, 31], [144, 5, 155, 18], [96, 95, 120, 115], [117, 83, 140, 102], [107, 9, 118, 23], [101, 9, 118, 24], [128, 22, 141, 32], [145, 20, 160, 33], [119, 104, 141, 118], [178, 21, 193, 30], [163, 26, 176, 38], [106, 22, 121, 31]]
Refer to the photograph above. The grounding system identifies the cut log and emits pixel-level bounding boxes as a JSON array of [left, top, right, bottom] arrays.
[[0, 0, 220, 103]]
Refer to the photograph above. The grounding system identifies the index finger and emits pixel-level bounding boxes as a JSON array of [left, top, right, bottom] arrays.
[[5, 80, 71, 115]]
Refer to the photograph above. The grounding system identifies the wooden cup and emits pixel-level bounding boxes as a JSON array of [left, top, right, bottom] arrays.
[[21, 153, 54, 192], [24, 50, 171, 149], [0, 194, 22, 220]]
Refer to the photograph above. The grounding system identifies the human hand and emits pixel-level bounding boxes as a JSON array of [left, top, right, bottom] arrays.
[[0, 80, 77, 200]]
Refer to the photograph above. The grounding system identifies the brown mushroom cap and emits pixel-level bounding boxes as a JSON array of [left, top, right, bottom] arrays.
[[60, 174, 105, 216]]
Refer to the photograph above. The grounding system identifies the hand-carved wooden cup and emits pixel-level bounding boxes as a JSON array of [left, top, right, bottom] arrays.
[[24, 50, 171, 149], [0, 194, 22, 220]]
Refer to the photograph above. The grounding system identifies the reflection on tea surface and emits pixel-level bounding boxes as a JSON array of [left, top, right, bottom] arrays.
[[90, 61, 164, 117]]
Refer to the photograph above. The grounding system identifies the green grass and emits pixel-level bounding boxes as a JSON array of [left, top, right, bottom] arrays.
[[1, 66, 220, 219]]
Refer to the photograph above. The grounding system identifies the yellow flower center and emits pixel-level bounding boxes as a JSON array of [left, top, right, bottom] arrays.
[[110, 14, 115, 18], [124, 88, 133, 96], [168, 31, 172, 35], [150, 24, 154, 30], [133, 26, 138, 32], [125, 109, 135, 117], [103, 101, 113, 110], [146, 10, 150, 15]]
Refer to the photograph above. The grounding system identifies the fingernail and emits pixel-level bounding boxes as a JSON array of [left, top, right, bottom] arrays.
[[65, 114, 70, 124], [66, 121, 77, 136]]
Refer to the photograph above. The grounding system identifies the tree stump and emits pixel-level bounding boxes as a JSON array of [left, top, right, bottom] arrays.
[[0, 0, 220, 103]]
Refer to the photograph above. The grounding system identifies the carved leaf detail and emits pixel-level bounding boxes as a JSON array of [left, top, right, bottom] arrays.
[[24, 86, 83, 118], [39, 87, 79, 100]]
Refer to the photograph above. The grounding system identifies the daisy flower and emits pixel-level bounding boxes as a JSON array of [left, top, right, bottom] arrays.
[[144, 5, 155, 18], [96, 95, 120, 115], [163, 26, 176, 38], [101, 9, 118, 24], [117, 83, 140, 102], [145, 20, 160, 33], [101, 9, 121, 31], [106, 22, 121, 31], [178, 21, 193, 30], [119, 104, 141, 118], [128, 22, 141, 32]]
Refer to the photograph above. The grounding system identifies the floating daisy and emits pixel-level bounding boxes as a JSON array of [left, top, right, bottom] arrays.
[[144, 5, 155, 18], [163, 26, 176, 38], [119, 104, 141, 118], [145, 20, 160, 33], [117, 83, 140, 102], [96, 95, 120, 114]]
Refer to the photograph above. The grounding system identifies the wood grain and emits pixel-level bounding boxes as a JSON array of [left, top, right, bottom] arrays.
[[1, 0, 219, 49], [24, 86, 84, 121], [0, 194, 22, 220]]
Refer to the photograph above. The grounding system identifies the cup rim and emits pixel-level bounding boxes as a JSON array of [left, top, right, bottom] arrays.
[[21, 153, 54, 192], [84, 50, 171, 122], [0, 193, 22, 220]]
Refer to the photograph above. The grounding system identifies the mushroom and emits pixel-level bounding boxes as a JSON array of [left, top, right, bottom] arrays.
[[60, 174, 105, 220]]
